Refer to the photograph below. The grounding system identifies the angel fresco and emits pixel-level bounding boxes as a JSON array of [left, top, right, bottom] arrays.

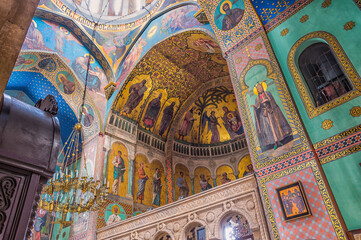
[[202, 111, 220, 144], [251, 82, 292, 151], [222, 106, 243, 138], [122, 80, 148, 115], [143, 93, 162, 130], [159, 102, 175, 136]]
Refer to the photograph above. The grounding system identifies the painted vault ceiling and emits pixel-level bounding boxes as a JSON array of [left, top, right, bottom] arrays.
[[112, 30, 232, 142]]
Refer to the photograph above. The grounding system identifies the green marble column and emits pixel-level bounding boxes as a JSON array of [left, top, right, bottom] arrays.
[[213, 178, 217, 187], [127, 159, 134, 197]]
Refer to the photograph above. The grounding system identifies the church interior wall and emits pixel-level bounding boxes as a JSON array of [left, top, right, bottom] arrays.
[[267, 0, 361, 144], [266, 0, 361, 232], [198, 0, 355, 239], [4, 0, 361, 239]]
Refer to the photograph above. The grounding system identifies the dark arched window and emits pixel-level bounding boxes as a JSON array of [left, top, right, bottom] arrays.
[[298, 43, 353, 107]]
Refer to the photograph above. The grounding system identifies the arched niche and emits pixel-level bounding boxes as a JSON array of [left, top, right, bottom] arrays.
[[220, 212, 254, 240], [216, 165, 236, 186], [194, 166, 212, 194], [174, 163, 191, 200], [154, 231, 174, 240], [149, 160, 166, 207], [106, 142, 129, 198], [238, 155, 253, 179], [133, 154, 151, 205]]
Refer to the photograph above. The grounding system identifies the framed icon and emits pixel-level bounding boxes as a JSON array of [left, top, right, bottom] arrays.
[[276, 181, 312, 221]]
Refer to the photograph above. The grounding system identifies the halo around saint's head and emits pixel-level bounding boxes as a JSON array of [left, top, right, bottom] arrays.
[[220, 0, 232, 14], [112, 205, 120, 214], [60, 26, 70, 35], [84, 54, 95, 64], [253, 82, 267, 96]]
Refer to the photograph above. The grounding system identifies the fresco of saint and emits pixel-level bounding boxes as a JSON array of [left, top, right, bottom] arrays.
[[214, 0, 245, 31], [152, 168, 162, 206], [177, 172, 189, 199], [202, 111, 220, 144], [123, 80, 148, 115], [81, 106, 94, 127], [222, 106, 243, 138], [199, 174, 212, 191], [136, 162, 148, 204], [143, 93, 162, 130], [58, 73, 75, 95], [106, 206, 121, 225], [251, 82, 292, 151], [179, 107, 196, 140], [111, 150, 126, 195], [159, 102, 175, 136], [72, 55, 101, 91]]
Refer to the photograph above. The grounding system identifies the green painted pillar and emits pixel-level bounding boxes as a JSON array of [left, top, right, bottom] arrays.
[[191, 178, 195, 195], [213, 178, 217, 187], [127, 159, 134, 197]]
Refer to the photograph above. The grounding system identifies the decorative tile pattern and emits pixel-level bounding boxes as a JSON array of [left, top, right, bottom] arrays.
[[263, 0, 313, 32], [230, 35, 270, 79], [322, 119, 334, 130], [256, 150, 314, 177], [344, 21, 356, 31], [265, 167, 337, 240], [350, 106, 361, 117]]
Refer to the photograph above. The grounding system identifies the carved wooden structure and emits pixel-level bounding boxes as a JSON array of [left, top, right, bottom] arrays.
[[0, 94, 60, 239]]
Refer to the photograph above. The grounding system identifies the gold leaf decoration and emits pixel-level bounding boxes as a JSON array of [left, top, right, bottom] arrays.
[[281, 28, 289, 36], [344, 21, 356, 31], [300, 15, 309, 23], [350, 106, 361, 117], [322, 0, 332, 8], [353, 0, 361, 9], [322, 119, 334, 130], [255, 43, 262, 51], [235, 57, 243, 64]]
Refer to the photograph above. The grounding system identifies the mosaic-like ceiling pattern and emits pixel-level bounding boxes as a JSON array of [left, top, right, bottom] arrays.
[[250, 0, 297, 24], [112, 30, 229, 140], [6, 71, 78, 143]]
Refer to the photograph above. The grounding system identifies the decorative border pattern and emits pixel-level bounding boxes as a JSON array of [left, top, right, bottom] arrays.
[[263, 0, 314, 32], [314, 123, 361, 149], [256, 150, 314, 177], [315, 125, 361, 164], [287, 31, 361, 119], [227, 32, 309, 169], [258, 160, 347, 240]]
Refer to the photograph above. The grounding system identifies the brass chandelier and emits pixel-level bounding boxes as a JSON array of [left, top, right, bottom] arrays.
[[39, 122, 108, 232], [38, 23, 108, 233]]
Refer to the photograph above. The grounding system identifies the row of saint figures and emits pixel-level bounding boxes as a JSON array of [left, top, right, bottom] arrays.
[[109, 150, 254, 207]]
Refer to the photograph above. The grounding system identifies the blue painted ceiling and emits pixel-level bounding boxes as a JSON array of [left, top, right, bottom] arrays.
[[6, 71, 78, 143], [251, 0, 297, 24]]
